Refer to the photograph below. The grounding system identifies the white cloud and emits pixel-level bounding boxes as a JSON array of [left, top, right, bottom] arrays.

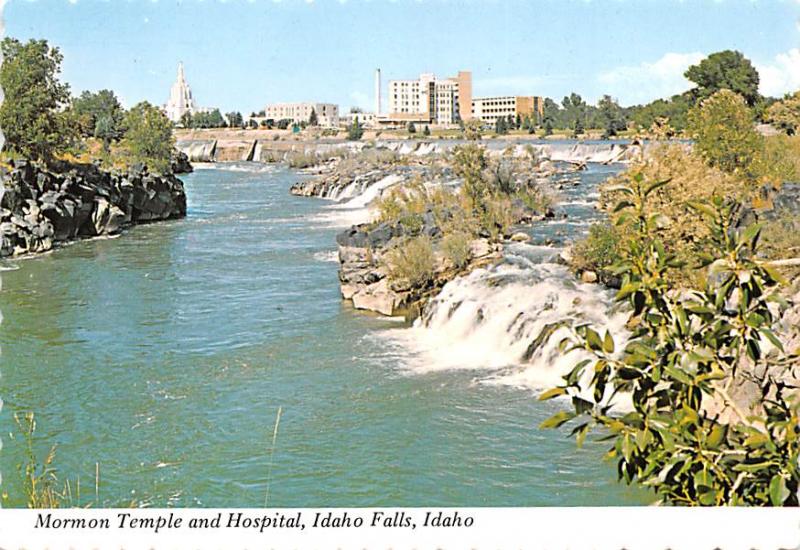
[[756, 48, 800, 97], [598, 52, 704, 105]]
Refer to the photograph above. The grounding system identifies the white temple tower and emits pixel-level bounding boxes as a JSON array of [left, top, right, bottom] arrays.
[[164, 62, 198, 123]]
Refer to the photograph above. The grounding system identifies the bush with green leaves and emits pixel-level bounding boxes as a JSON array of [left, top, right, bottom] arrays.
[[441, 231, 473, 270], [687, 90, 762, 176], [384, 235, 437, 289], [541, 174, 800, 506], [569, 222, 626, 276], [767, 92, 800, 136]]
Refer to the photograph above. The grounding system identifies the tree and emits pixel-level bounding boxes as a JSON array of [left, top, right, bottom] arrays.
[[407, 121, 417, 134], [225, 111, 243, 128], [597, 95, 627, 139], [180, 111, 193, 129], [422, 125, 431, 137], [71, 90, 123, 135], [515, 114, 522, 130], [685, 50, 761, 106], [308, 108, 318, 126], [543, 119, 554, 136], [495, 116, 508, 135], [347, 118, 363, 141], [766, 92, 800, 135], [687, 90, 762, 174], [573, 117, 585, 138], [71, 89, 124, 152], [629, 93, 693, 133], [121, 101, 175, 173], [0, 38, 74, 163]]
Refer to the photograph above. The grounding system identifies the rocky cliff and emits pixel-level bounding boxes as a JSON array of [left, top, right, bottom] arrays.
[[0, 161, 187, 257], [336, 220, 502, 319]]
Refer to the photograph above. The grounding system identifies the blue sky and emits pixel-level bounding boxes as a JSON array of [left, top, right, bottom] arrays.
[[6, 0, 800, 114]]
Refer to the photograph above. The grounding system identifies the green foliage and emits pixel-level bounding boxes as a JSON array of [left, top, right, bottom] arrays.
[[570, 222, 626, 275], [226, 111, 244, 128], [186, 109, 227, 129], [441, 231, 473, 270], [543, 174, 799, 506], [71, 89, 124, 152], [308, 108, 318, 126], [766, 92, 800, 136], [687, 90, 762, 175], [121, 101, 175, 173], [685, 50, 761, 106], [629, 94, 692, 133], [495, 116, 508, 135], [407, 122, 417, 134], [597, 95, 627, 139], [451, 143, 489, 207], [423, 125, 431, 137], [347, 118, 364, 141], [600, 144, 747, 285], [462, 119, 484, 141], [385, 235, 437, 289], [0, 37, 74, 163]]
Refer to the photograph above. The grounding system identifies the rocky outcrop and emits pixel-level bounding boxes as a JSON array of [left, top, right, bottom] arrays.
[[171, 151, 194, 174], [336, 221, 502, 319], [0, 161, 186, 257]]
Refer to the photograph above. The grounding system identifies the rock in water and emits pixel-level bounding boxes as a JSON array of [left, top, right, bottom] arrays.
[[0, 160, 187, 257]]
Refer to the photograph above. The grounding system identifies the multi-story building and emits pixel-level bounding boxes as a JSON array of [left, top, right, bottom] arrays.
[[340, 111, 378, 128], [263, 102, 339, 127], [386, 71, 472, 126], [471, 96, 544, 125]]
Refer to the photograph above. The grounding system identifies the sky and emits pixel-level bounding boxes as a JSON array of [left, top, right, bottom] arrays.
[[6, 0, 800, 115]]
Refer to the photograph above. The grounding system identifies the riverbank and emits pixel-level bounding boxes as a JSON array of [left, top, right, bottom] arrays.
[[0, 161, 186, 257]]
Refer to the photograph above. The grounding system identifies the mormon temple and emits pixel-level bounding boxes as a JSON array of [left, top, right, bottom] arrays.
[[164, 62, 198, 123]]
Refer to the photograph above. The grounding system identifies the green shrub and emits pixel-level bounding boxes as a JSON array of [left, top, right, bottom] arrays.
[[442, 231, 472, 270], [542, 179, 800, 506], [601, 144, 746, 284], [750, 134, 800, 185], [385, 235, 436, 288], [687, 90, 762, 176], [570, 222, 625, 274]]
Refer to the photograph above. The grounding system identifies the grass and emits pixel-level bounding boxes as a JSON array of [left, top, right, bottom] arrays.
[[7, 411, 99, 509], [264, 406, 283, 507], [384, 235, 437, 289]]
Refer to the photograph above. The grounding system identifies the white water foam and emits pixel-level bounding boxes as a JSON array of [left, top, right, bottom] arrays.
[[376, 256, 630, 402], [309, 174, 405, 228], [313, 250, 339, 263]]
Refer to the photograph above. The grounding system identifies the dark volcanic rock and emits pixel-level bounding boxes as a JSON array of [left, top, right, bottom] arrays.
[[171, 151, 194, 174], [0, 161, 187, 257]]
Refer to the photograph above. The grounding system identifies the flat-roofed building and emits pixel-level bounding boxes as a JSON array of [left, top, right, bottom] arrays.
[[386, 71, 472, 126], [263, 102, 340, 127], [340, 111, 378, 128], [471, 95, 544, 125]]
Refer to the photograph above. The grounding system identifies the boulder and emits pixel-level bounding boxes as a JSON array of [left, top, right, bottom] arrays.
[[510, 232, 531, 242]]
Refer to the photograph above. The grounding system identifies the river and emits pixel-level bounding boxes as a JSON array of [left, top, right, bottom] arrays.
[[0, 161, 647, 507]]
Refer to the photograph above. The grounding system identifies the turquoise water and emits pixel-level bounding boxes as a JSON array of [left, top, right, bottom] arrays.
[[0, 164, 646, 507]]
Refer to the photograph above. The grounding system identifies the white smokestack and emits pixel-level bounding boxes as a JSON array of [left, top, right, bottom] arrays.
[[375, 68, 381, 116]]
